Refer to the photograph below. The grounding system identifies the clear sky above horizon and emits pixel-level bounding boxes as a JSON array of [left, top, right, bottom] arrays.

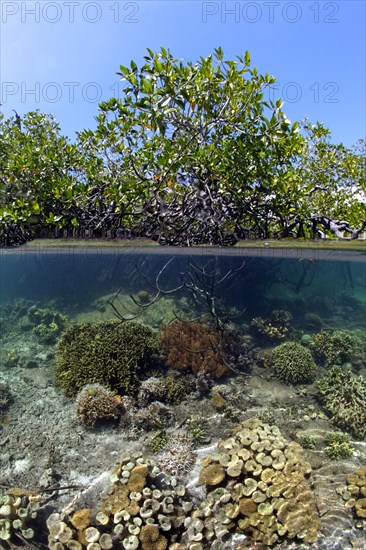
[[1, 0, 365, 146]]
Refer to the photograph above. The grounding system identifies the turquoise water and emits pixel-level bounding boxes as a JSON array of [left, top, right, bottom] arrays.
[[0, 244, 365, 549], [1, 246, 365, 328]]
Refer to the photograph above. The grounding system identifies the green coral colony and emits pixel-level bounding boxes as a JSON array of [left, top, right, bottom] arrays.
[[55, 321, 161, 397]]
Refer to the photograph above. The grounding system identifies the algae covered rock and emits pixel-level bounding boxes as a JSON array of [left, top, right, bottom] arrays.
[[55, 320, 160, 396], [272, 341, 317, 384]]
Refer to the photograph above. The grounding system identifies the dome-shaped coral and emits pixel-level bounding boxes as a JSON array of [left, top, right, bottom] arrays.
[[75, 384, 120, 427], [271, 341, 317, 385]]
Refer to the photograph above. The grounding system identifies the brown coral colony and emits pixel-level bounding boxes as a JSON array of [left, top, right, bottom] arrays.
[[161, 320, 229, 379]]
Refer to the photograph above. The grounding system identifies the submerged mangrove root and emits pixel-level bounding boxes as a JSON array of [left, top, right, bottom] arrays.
[[109, 257, 246, 375]]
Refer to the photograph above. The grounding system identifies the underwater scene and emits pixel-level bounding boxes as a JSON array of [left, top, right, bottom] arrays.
[[0, 243, 365, 549]]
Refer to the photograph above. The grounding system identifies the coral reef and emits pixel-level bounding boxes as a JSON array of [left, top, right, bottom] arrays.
[[0, 299, 68, 345], [161, 320, 229, 379], [0, 492, 40, 542], [349, 330, 366, 372], [2, 423, 323, 548], [148, 430, 170, 453], [55, 321, 160, 396], [0, 298, 33, 337], [137, 374, 193, 407], [339, 465, 366, 530], [155, 431, 196, 477], [323, 432, 354, 460], [192, 418, 320, 547], [235, 334, 261, 372], [299, 434, 317, 450], [192, 371, 213, 398], [1, 348, 19, 368], [251, 309, 292, 341], [164, 375, 193, 404], [46, 452, 192, 549], [271, 341, 317, 385], [316, 366, 366, 439], [346, 466, 366, 524], [27, 305, 68, 344], [138, 377, 167, 406], [311, 330, 355, 367], [75, 384, 121, 428]]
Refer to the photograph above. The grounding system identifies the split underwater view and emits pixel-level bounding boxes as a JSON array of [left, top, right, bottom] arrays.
[[1, 5, 365, 542], [0, 241, 365, 549]]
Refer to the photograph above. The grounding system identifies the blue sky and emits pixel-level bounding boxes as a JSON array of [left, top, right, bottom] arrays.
[[1, 0, 365, 146]]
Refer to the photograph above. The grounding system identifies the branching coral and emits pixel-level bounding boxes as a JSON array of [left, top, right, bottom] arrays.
[[323, 432, 354, 460], [161, 320, 229, 378], [138, 377, 167, 406], [55, 320, 160, 396], [311, 330, 355, 367], [271, 341, 317, 385], [155, 431, 196, 477], [316, 366, 366, 438]]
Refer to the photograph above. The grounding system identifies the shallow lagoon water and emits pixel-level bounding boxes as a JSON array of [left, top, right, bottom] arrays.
[[0, 242, 365, 548]]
